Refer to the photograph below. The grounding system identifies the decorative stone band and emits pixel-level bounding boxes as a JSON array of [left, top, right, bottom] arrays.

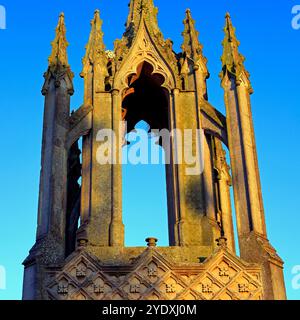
[[45, 247, 263, 300]]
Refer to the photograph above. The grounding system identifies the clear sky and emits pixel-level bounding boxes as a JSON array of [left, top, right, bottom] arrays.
[[0, 0, 299, 300]]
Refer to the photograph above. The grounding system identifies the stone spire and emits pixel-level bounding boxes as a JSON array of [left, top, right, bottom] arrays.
[[126, 0, 160, 34], [181, 9, 209, 98], [48, 13, 70, 71], [82, 10, 106, 71], [181, 9, 208, 75], [43, 13, 73, 95], [220, 13, 252, 91]]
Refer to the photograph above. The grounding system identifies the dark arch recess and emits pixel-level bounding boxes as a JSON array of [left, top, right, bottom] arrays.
[[122, 61, 169, 135]]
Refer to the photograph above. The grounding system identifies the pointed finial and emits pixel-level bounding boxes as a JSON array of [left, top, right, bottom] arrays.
[[224, 12, 236, 43], [181, 8, 208, 74], [48, 12, 69, 69], [220, 12, 252, 89], [42, 12, 74, 95], [82, 9, 106, 68], [125, 0, 159, 33], [93, 8, 102, 31]]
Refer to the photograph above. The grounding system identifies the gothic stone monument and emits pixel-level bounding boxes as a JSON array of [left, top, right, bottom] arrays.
[[23, 0, 286, 300]]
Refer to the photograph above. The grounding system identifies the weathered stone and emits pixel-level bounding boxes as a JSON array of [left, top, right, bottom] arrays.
[[23, 2, 286, 300]]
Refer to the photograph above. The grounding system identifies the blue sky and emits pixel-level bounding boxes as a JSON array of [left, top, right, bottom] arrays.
[[0, 0, 299, 300]]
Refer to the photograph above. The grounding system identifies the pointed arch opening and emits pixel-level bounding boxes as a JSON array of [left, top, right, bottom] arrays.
[[121, 61, 175, 247], [122, 61, 168, 133]]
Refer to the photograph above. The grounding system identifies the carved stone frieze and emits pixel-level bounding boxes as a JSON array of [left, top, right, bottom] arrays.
[[45, 248, 263, 300]]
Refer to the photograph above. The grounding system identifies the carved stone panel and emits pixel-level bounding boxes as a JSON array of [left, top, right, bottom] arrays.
[[45, 248, 263, 300]]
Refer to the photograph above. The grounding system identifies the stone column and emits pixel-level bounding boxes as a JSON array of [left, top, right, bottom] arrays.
[[203, 134, 218, 223], [213, 138, 235, 253], [86, 91, 113, 247], [80, 89, 124, 248], [37, 73, 73, 254], [109, 89, 124, 247], [23, 13, 75, 299], [223, 78, 253, 237], [169, 88, 186, 246], [202, 134, 225, 246], [222, 76, 286, 299], [223, 77, 267, 239], [171, 88, 216, 248], [236, 83, 266, 236]]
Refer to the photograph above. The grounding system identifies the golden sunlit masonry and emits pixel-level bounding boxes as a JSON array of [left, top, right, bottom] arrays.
[[23, 0, 286, 300]]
